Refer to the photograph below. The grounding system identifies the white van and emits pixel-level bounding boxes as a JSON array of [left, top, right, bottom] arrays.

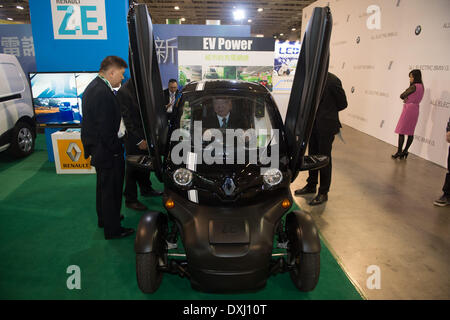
[[0, 53, 36, 158]]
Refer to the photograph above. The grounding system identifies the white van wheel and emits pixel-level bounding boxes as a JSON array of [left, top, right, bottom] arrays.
[[9, 121, 35, 158]]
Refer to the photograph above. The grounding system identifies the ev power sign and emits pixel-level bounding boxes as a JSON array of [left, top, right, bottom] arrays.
[[178, 37, 274, 52], [50, 0, 107, 40]]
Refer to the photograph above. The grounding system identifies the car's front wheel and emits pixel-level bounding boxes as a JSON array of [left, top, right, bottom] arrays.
[[8, 121, 35, 158], [289, 251, 320, 292], [136, 252, 163, 293], [286, 214, 320, 292]]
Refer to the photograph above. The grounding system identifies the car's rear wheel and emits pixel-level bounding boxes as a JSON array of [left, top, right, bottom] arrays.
[[8, 121, 35, 158], [136, 252, 163, 293]]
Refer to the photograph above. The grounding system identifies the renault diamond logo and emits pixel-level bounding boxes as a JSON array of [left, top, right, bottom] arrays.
[[66, 142, 81, 162], [222, 177, 236, 196]]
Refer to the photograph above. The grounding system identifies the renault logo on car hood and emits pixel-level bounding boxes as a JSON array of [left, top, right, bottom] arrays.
[[66, 142, 81, 162], [222, 177, 236, 196]]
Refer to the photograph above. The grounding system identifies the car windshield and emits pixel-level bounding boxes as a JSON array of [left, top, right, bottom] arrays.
[[174, 93, 278, 148]]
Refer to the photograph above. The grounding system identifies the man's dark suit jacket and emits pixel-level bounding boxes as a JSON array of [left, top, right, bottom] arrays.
[[313, 72, 348, 136], [116, 79, 146, 152], [163, 88, 180, 107], [203, 111, 246, 130], [164, 88, 181, 126], [81, 76, 122, 168]]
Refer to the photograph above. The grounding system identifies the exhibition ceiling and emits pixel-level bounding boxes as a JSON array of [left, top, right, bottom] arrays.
[[0, 0, 315, 39]]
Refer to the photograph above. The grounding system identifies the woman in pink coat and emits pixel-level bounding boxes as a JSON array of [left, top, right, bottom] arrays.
[[392, 69, 424, 159]]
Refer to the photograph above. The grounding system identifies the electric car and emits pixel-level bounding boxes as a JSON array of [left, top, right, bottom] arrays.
[[127, 4, 332, 293]]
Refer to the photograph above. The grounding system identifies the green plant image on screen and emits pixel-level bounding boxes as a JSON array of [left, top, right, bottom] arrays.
[[179, 65, 202, 87], [179, 65, 273, 91], [203, 66, 237, 80]]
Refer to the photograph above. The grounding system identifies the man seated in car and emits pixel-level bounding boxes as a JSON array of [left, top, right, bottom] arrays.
[[203, 97, 246, 130]]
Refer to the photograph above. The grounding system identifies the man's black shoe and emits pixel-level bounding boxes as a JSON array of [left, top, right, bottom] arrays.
[[294, 185, 317, 196], [309, 193, 328, 206], [98, 215, 124, 228], [105, 227, 135, 240], [126, 200, 148, 211], [141, 188, 163, 197]]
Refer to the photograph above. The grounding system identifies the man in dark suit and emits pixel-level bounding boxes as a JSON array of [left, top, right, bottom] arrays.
[[163, 79, 180, 126], [433, 117, 450, 207], [203, 98, 246, 129], [81, 56, 134, 239], [294, 72, 348, 205], [116, 78, 163, 211]]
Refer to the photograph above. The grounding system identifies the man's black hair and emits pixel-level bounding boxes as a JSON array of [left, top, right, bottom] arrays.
[[99, 55, 128, 72]]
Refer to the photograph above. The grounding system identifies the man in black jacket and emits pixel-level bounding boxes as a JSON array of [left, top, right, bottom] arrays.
[[433, 117, 450, 207], [203, 98, 246, 130], [295, 72, 348, 205], [163, 79, 180, 126], [116, 78, 163, 211], [81, 56, 134, 239]]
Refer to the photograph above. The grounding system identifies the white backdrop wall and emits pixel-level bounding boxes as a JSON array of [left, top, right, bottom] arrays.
[[301, 0, 450, 167]]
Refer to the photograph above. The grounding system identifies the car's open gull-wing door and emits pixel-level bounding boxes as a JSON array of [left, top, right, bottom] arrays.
[[284, 7, 332, 182], [127, 3, 167, 181]]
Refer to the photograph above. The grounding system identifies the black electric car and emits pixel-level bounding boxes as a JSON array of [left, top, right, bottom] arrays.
[[126, 3, 332, 293]]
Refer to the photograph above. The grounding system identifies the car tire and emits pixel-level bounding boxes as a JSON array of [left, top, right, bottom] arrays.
[[286, 217, 320, 292], [136, 252, 163, 293], [289, 251, 320, 292], [8, 121, 35, 158]]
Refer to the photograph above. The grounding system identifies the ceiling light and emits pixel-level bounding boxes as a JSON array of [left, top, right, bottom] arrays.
[[248, 19, 252, 23], [291, 28, 296, 31], [258, 8, 263, 12], [181, 17, 186, 22], [17, 5, 24, 10], [174, 6, 180, 10], [256, 34, 264, 38], [7, 18, 13, 21], [280, 33, 284, 36], [274, 36, 277, 38], [233, 9, 245, 21]]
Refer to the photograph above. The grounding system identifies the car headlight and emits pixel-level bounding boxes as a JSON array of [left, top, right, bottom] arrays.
[[173, 168, 193, 186], [263, 168, 283, 186]]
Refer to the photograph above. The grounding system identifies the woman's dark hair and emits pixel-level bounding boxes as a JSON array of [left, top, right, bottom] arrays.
[[409, 69, 423, 85]]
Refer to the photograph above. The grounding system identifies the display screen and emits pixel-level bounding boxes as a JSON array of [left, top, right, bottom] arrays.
[[29, 72, 98, 126]]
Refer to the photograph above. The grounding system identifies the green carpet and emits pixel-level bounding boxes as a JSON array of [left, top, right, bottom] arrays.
[[0, 135, 363, 300]]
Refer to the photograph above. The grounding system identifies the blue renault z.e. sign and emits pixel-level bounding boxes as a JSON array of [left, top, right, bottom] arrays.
[[50, 0, 107, 40]]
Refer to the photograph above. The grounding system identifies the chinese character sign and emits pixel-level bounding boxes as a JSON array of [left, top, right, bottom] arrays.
[[155, 37, 177, 64], [0, 24, 36, 74]]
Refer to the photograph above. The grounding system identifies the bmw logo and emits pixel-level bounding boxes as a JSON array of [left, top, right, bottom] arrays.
[[415, 25, 422, 35], [351, 87, 355, 93], [356, 36, 360, 44]]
